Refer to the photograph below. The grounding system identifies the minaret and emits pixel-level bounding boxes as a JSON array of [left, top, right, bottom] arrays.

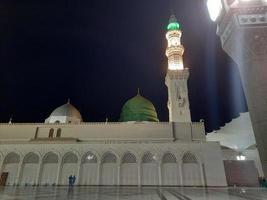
[[165, 15, 191, 122]]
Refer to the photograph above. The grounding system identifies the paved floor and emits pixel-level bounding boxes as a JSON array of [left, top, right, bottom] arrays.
[[0, 186, 267, 200]]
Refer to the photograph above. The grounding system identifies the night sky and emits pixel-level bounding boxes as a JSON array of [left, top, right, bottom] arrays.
[[0, 0, 247, 132]]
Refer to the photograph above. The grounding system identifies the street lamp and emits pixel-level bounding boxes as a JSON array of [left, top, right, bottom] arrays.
[[206, 0, 267, 177]]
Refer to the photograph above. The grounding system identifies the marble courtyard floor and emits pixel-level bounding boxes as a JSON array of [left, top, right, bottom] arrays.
[[0, 186, 267, 200]]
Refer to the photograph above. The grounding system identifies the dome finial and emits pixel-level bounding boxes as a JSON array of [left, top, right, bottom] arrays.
[[137, 88, 140, 95], [67, 98, 70, 104], [167, 13, 180, 31]]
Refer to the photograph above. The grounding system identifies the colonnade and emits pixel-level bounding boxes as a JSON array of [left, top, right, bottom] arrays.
[[0, 150, 205, 186]]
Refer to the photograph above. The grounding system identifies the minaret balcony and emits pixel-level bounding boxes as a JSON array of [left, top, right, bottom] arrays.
[[166, 46, 184, 56]]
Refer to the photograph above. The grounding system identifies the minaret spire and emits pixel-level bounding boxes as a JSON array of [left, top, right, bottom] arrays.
[[165, 15, 191, 122]]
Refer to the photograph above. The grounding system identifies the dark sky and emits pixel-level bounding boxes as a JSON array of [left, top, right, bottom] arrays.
[[0, 0, 247, 132]]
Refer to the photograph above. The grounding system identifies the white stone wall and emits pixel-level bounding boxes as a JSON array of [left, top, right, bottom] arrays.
[[0, 122, 206, 142], [0, 141, 226, 186]]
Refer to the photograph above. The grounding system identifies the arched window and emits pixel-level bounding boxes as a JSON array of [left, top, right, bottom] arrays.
[[142, 152, 156, 163], [2, 152, 20, 185], [141, 152, 158, 185], [80, 152, 98, 185], [120, 153, 138, 185], [162, 153, 179, 186], [182, 152, 202, 186], [56, 128, 61, 138], [162, 153, 177, 163], [100, 152, 118, 185], [48, 129, 54, 138], [21, 153, 39, 185], [40, 152, 59, 185], [60, 152, 78, 185], [122, 153, 137, 164], [102, 152, 117, 163]]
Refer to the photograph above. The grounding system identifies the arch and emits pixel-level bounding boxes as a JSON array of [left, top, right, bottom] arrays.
[[182, 152, 202, 186], [80, 152, 98, 185], [121, 152, 137, 164], [141, 152, 158, 185], [82, 152, 98, 164], [2, 152, 20, 185], [40, 152, 59, 185], [48, 128, 54, 138], [161, 153, 179, 186], [59, 152, 78, 185], [162, 153, 177, 164], [101, 152, 117, 164], [100, 152, 118, 185], [4, 152, 20, 163], [20, 152, 40, 186], [120, 152, 138, 185]]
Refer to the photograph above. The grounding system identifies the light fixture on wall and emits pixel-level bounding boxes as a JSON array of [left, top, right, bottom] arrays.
[[87, 155, 94, 160], [236, 154, 246, 161]]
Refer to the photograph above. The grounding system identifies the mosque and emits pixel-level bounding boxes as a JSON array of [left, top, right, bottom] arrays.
[[0, 15, 261, 187]]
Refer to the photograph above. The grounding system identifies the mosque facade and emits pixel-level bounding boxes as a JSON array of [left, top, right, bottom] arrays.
[[0, 15, 228, 187]]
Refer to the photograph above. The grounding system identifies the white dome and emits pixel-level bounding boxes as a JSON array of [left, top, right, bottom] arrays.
[[45, 102, 82, 123]]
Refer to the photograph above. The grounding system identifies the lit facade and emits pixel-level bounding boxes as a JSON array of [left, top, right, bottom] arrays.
[[0, 15, 228, 187]]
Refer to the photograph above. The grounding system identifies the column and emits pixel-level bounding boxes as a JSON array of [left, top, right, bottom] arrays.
[[138, 162, 141, 186], [179, 163, 183, 186], [117, 164, 120, 186], [200, 163, 206, 186], [15, 160, 23, 185], [55, 160, 62, 185], [0, 159, 4, 175], [97, 163, 101, 185], [35, 161, 42, 186], [76, 159, 82, 185], [158, 163, 162, 186]]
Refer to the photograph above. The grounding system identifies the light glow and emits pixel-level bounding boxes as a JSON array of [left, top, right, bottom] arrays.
[[169, 63, 184, 70], [207, 0, 223, 21], [236, 155, 246, 160], [87, 155, 94, 160]]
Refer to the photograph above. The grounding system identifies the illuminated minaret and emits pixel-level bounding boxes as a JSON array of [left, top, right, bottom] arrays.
[[165, 15, 191, 122]]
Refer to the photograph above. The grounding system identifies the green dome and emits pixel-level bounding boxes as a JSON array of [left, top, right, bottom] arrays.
[[167, 14, 180, 31], [120, 92, 159, 122]]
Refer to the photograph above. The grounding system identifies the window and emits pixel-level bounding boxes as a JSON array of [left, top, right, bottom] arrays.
[[56, 128, 61, 138], [48, 129, 54, 138]]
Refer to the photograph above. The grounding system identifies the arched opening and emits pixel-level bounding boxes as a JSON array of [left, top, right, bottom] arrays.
[[120, 152, 138, 185], [2, 152, 20, 185], [60, 152, 78, 185], [161, 153, 179, 186], [80, 152, 98, 185], [20, 153, 39, 186], [182, 152, 202, 186], [100, 152, 117, 185], [141, 152, 158, 185], [56, 128, 61, 138], [48, 129, 54, 138], [40, 152, 59, 185]]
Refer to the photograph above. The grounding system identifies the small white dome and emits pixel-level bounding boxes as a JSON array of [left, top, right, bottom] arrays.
[[45, 101, 82, 123]]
